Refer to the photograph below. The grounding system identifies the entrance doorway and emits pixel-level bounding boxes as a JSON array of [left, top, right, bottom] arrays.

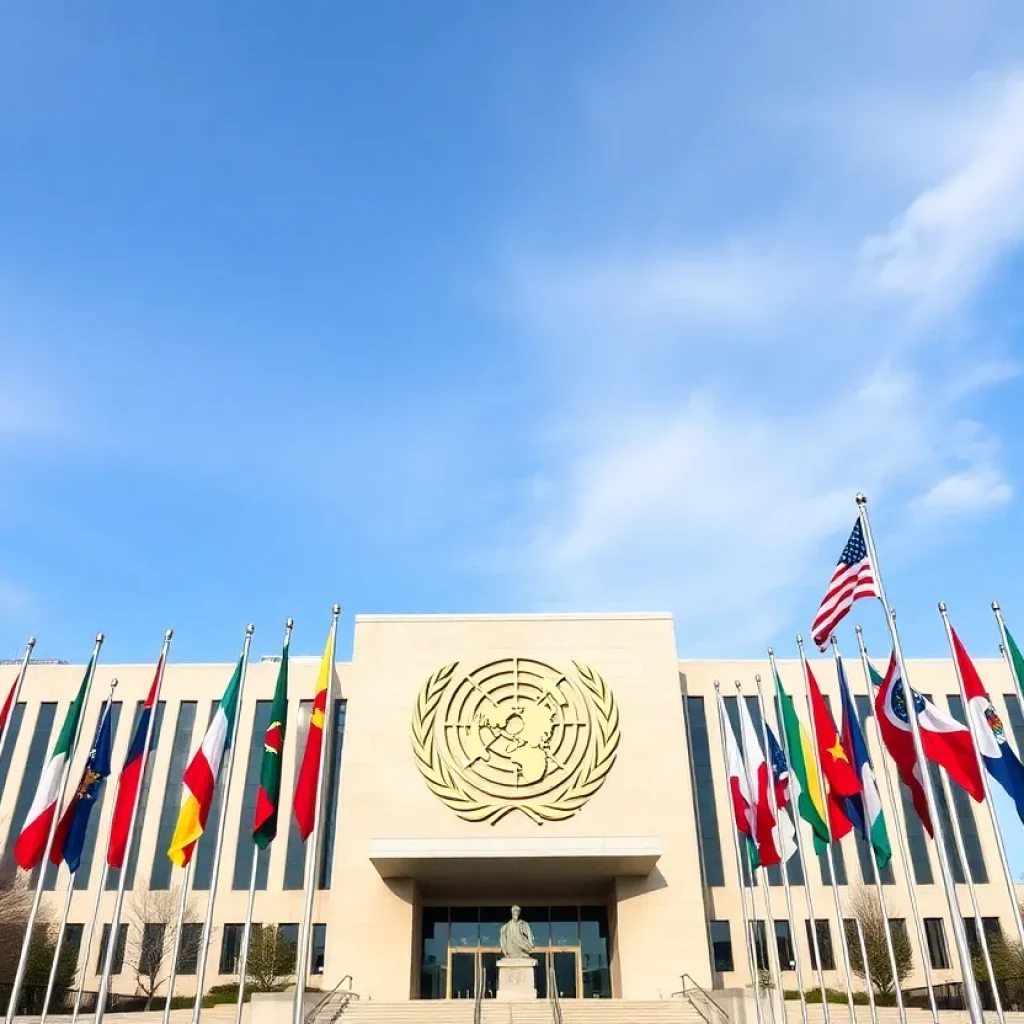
[[419, 905, 610, 999]]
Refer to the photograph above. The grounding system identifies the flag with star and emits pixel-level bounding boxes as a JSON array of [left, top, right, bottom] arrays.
[[49, 694, 114, 873], [253, 633, 290, 849], [807, 661, 863, 840]]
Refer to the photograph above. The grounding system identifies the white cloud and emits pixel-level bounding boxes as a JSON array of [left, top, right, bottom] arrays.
[[861, 70, 1024, 308], [914, 465, 1013, 516]]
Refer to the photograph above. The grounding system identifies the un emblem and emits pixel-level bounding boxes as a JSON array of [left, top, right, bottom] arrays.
[[411, 658, 620, 824]]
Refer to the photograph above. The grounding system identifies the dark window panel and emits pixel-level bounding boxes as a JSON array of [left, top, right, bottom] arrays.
[[0, 703, 26, 792], [685, 696, 725, 888], [232, 701, 273, 891], [310, 923, 326, 975], [219, 923, 244, 975], [283, 701, 313, 890], [710, 920, 734, 973], [806, 919, 835, 971], [177, 923, 203, 975], [194, 701, 226, 891], [97, 923, 128, 975], [924, 918, 950, 970], [317, 700, 346, 889], [945, 696, 988, 884], [150, 702, 197, 890]]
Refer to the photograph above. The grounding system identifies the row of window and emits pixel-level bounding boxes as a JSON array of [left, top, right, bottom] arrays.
[[684, 690, 1008, 890], [0, 698, 346, 894], [56, 921, 328, 978], [708, 916, 1001, 974]]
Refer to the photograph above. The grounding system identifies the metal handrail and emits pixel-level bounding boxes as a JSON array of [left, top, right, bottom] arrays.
[[674, 972, 729, 1024], [548, 963, 564, 1024], [304, 975, 358, 1024]]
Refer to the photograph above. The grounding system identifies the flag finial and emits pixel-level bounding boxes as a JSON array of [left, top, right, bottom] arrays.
[[332, 603, 341, 616], [110, 678, 118, 690], [27, 636, 36, 649], [856, 493, 867, 506], [246, 623, 255, 636], [993, 601, 1001, 611], [164, 629, 174, 642], [767, 646, 774, 656], [938, 601, 947, 613], [713, 680, 721, 692], [755, 673, 762, 683], [286, 617, 295, 629], [96, 632, 105, 643]]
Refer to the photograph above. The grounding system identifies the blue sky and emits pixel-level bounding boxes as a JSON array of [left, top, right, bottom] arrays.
[[2, 1, 1024, 675]]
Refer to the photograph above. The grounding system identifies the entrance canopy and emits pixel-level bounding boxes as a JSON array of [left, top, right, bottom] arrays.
[[369, 836, 660, 896]]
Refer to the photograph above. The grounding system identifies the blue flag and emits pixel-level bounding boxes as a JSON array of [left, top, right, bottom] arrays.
[[48, 698, 114, 873]]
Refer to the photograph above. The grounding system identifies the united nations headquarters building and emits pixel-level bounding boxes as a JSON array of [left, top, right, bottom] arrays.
[[1, 613, 1018, 1018]]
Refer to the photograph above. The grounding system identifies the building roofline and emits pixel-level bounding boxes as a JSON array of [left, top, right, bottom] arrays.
[[354, 612, 674, 622]]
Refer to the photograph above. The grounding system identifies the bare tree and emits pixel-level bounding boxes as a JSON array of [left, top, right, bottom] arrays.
[[245, 926, 296, 993], [847, 885, 913, 996], [124, 887, 203, 1009]]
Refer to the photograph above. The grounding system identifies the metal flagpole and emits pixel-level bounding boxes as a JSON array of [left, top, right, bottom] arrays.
[[714, 683, 765, 1024], [42, 678, 119, 1022], [190, 624, 255, 1024], [237, 617, 293, 1024], [974, 603, 1024, 958], [161, 861, 194, 1024], [4, 634, 104, 1024], [830, 636, 907, 1024], [936, 767, 1003, 1022], [292, 605, 340, 1024], [854, 625, 933, 1024], [40, 874, 76, 1023], [797, 636, 858, 1024], [855, 494, 984, 1023], [854, 919, 878, 1024], [0, 636, 36, 770], [71, 862, 109, 1024], [94, 629, 174, 1024], [767, 648, 831, 1024], [756, 673, 808, 1024]]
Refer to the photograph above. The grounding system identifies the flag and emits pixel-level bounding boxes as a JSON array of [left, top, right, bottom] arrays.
[[0, 674, 19, 740], [737, 695, 788, 866], [873, 655, 932, 835], [774, 666, 830, 852], [167, 657, 243, 867], [293, 618, 336, 841], [49, 697, 114, 872], [13, 657, 94, 869], [807, 661, 863, 840], [811, 520, 879, 650], [719, 693, 759, 871], [253, 635, 290, 849], [764, 722, 798, 862], [837, 657, 892, 867], [1004, 623, 1024, 701], [951, 625, 1024, 823]]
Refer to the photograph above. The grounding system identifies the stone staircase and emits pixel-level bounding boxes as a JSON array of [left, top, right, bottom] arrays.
[[337, 999, 708, 1023]]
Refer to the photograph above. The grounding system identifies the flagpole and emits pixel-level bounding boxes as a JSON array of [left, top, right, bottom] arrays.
[[768, 649, 831, 1023], [854, 918, 878, 1024], [4, 633, 104, 1024], [936, 766, 1003, 1021], [714, 683, 765, 1024], [797, 636, 858, 1024], [93, 629, 174, 1024], [190, 623, 255, 1024], [71, 862, 109, 1024], [40, 874, 75, 1023], [755, 673, 808, 1024], [42, 678, 119, 1023], [977, 603, 1024, 959], [161, 861, 194, 1024], [854, 625, 934, 1024], [855, 494, 984, 1023], [830, 636, 907, 1023], [0, 636, 36, 770], [237, 617, 293, 1024], [292, 605, 340, 1024]]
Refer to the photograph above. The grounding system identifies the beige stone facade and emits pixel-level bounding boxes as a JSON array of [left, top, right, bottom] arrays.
[[0, 613, 1018, 1004]]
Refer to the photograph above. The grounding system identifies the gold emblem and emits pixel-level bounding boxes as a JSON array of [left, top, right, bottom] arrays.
[[411, 658, 620, 824]]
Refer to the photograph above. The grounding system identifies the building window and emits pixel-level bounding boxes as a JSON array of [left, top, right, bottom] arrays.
[[219, 924, 244, 975], [310, 923, 326, 975], [140, 923, 166, 978], [685, 696, 725, 888], [819, 846, 847, 887], [318, 700, 346, 889], [752, 920, 769, 972], [62, 924, 84, 975], [195, 701, 227, 890], [150, 702, 196, 890], [852, 696, 895, 886], [945, 697, 988, 884], [710, 920, 733, 973], [233, 700, 273, 891], [5, 703, 57, 878], [776, 921, 795, 972], [177, 924, 203, 975], [924, 918, 950, 970], [964, 917, 1002, 954], [1003, 694, 1024, 756], [97, 923, 128, 975], [0, 703, 26, 792], [284, 700, 313, 890], [806, 920, 835, 971], [278, 923, 299, 973]]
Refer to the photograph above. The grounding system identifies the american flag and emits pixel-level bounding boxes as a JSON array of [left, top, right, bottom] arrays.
[[810, 520, 879, 650]]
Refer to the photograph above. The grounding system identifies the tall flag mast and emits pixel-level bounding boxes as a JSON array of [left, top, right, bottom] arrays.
[[0, 637, 35, 796], [292, 605, 341, 1024]]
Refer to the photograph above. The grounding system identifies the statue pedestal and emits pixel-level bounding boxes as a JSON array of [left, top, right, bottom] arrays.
[[496, 957, 537, 1001]]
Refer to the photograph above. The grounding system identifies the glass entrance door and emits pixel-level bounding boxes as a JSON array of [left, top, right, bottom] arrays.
[[449, 952, 476, 999], [552, 950, 578, 998]]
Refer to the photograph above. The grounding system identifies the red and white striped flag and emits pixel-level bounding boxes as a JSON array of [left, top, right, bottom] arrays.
[[811, 520, 879, 649]]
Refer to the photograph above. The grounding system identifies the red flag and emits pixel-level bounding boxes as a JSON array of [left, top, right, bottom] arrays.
[[0, 675, 18, 741], [293, 620, 335, 841], [807, 662, 861, 839]]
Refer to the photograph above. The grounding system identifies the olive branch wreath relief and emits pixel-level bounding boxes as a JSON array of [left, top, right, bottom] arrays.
[[410, 660, 620, 825]]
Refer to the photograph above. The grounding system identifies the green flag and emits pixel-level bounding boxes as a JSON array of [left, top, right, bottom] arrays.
[[253, 637, 290, 849], [774, 667, 830, 853], [1005, 625, 1024, 702]]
